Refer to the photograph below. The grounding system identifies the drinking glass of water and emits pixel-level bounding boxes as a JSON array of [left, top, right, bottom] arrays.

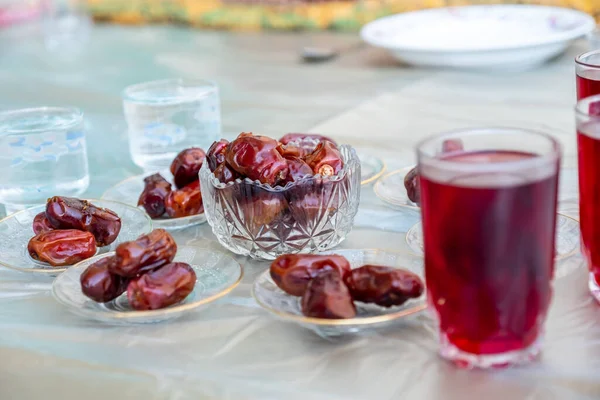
[[0, 107, 90, 214], [123, 78, 221, 171]]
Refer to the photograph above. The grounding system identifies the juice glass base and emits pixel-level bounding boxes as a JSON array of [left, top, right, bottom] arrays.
[[588, 273, 600, 304], [438, 333, 543, 369]]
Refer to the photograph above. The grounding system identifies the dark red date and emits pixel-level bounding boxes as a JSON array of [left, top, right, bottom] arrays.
[[170, 147, 206, 189], [349, 265, 424, 307], [304, 141, 343, 176], [137, 173, 172, 218], [238, 190, 287, 234], [28, 229, 97, 267], [206, 139, 230, 172], [301, 270, 356, 319], [46, 196, 122, 247], [80, 256, 129, 303], [277, 143, 308, 160], [403, 167, 420, 205], [32, 212, 54, 235], [127, 262, 196, 310], [280, 133, 336, 146], [283, 157, 313, 184], [270, 254, 352, 297], [226, 132, 288, 186], [213, 162, 239, 184], [164, 180, 203, 218], [111, 229, 177, 277]]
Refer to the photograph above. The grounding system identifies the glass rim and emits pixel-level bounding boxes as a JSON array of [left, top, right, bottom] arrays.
[[122, 78, 219, 103], [416, 127, 561, 173], [575, 49, 600, 68], [0, 106, 83, 135], [575, 93, 600, 118]]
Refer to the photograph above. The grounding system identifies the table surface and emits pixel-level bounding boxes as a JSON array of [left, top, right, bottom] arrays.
[[0, 23, 597, 400]]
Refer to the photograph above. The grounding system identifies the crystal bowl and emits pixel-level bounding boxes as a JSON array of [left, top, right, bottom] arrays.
[[199, 143, 361, 260]]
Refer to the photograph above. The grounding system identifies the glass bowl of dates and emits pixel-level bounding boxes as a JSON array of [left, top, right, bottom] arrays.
[[102, 147, 207, 230], [252, 249, 426, 336], [52, 229, 243, 324], [0, 197, 152, 275], [199, 133, 361, 260]]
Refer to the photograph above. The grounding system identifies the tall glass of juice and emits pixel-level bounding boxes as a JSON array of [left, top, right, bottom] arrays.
[[576, 94, 600, 302], [418, 128, 561, 369], [576, 50, 600, 100]]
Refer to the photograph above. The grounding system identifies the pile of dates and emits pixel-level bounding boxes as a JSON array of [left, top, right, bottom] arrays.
[[404, 138, 464, 205], [205, 132, 347, 233], [80, 228, 197, 310], [207, 132, 342, 186], [28, 197, 122, 267], [270, 254, 424, 319], [138, 148, 205, 219]]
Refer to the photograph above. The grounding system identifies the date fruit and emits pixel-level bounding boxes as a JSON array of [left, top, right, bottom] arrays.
[[32, 212, 54, 235], [226, 132, 288, 186], [270, 254, 351, 297], [349, 265, 424, 307], [164, 179, 203, 218], [46, 196, 122, 247], [213, 162, 239, 184], [277, 143, 307, 159], [301, 270, 356, 319], [403, 167, 420, 205], [170, 147, 206, 188], [28, 229, 97, 267], [138, 173, 172, 218], [127, 262, 196, 310], [304, 141, 343, 176], [207, 139, 230, 171], [283, 157, 313, 183], [280, 133, 336, 146], [80, 256, 129, 303], [112, 229, 177, 277]]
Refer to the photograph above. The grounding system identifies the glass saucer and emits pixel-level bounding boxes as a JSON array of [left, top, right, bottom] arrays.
[[374, 166, 418, 210], [252, 248, 426, 337], [0, 199, 152, 276], [358, 153, 386, 185], [101, 170, 207, 230], [52, 246, 243, 324], [406, 213, 581, 278]]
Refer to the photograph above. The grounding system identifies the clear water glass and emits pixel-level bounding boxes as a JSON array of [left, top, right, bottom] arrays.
[[41, 0, 92, 52], [123, 79, 221, 171], [0, 107, 90, 214]]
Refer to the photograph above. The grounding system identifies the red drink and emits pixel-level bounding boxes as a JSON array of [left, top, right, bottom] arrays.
[[576, 71, 600, 100], [578, 124, 600, 287], [419, 144, 560, 367]]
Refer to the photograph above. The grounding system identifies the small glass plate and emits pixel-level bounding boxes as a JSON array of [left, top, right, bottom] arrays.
[[0, 199, 152, 276], [406, 213, 581, 278], [374, 166, 418, 210], [252, 249, 426, 337], [52, 246, 243, 324], [102, 170, 206, 230], [358, 153, 386, 185]]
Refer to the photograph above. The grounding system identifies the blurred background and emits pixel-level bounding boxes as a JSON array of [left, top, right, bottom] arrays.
[[1, 0, 597, 32]]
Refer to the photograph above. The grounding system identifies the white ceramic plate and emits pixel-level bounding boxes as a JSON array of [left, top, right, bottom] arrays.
[[52, 246, 243, 324], [361, 5, 595, 69]]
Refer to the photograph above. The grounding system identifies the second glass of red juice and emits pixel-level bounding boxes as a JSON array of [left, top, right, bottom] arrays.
[[576, 94, 600, 302], [418, 128, 561, 369], [576, 50, 600, 100]]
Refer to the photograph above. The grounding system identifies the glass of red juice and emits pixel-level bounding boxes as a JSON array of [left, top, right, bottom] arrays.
[[418, 128, 561, 368], [576, 94, 600, 302], [576, 50, 600, 100]]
